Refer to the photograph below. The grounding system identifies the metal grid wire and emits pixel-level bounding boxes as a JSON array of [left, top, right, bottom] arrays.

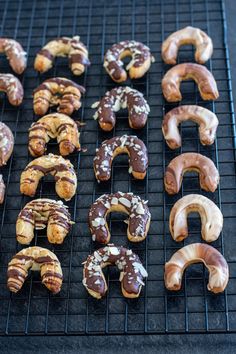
[[0, 0, 235, 336]]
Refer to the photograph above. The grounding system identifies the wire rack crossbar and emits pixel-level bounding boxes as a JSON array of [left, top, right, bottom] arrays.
[[0, 0, 235, 336]]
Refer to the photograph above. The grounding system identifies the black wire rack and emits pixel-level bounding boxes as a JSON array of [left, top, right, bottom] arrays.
[[0, 0, 235, 336]]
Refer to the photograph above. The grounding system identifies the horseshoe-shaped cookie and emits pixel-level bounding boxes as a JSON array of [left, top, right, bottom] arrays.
[[16, 198, 73, 244], [0, 38, 27, 74], [28, 113, 80, 157], [88, 191, 151, 244], [162, 26, 213, 64], [165, 243, 229, 293], [162, 105, 219, 149], [104, 40, 154, 82], [83, 244, 148, 299], [94, 135, 148, 181], [162, 63, 219, 102], [7, 246, 63, 294], [164, 152, 219, 194], [169, 194, 223, 242], [33, 77, 85, 116], [20, 153, 77, 201], [0, 73, 24, 106], [0, 122, 14, 166], [92, 86, 150, 131], [34, 36, 90, 75], [0, 174, 5, 204]]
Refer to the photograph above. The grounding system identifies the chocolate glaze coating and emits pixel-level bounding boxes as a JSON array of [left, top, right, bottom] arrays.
[[162, 63, 219, 102], [94, 135, 148, 181], [93, 86, 150, 131], [104, 40, 153, 82], [164, 152, 220, 194], [88, 191, 151, 244], [83, 244, 148, 298], [0, 73, 24, 106]]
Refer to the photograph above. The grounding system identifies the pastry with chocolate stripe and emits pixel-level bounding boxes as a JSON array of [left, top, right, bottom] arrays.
[[20, 153, 77, 201], [82, 244, 148, 299], [28, 113, 81, 157], [0, 38, 27, 74], [92, 86, 150, 131], [33, 77, 85, 116], [7, 246, 63, 294], [34, 36, 90, 75], [104, 40, 154, 82], [94, 135, 148, 181], [16, 198, 74, 244], [89, 191, 151, 244]]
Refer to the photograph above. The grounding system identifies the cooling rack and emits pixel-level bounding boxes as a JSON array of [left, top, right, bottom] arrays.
[[0, 0, 235, 336]]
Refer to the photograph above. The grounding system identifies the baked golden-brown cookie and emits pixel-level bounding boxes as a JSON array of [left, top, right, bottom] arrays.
[[34, 36, 90, 75], [28, 113, 80, 157], [16, 198, 73, 244], [0, 38, 27, 74], [20, 153, 77, 201], [7, 246, 63, 294]]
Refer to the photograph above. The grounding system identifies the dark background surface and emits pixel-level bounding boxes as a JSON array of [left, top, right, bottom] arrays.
[[2, 0, 236, 352]]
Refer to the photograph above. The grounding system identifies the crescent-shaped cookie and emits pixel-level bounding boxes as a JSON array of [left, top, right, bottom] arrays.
[[0, 38, 27, 74], [0, 122, 14, 166], [0, 73, 24, 106]]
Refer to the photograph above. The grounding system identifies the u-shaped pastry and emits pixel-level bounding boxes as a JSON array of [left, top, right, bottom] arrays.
[[164, 152, 219, 194], [164, 243, 229, 293], [33, 77, 85, 116], [162, 26, 213, 64], [162, 63, 219, 102], [0, 73, 24, 106], [83, 244, 148, 299], [20, 153, 77, 201], [0, 38, 27, 74], [169, 194, 223, 242], [16, 198, 73, 244], [28, 113, 80, 157], [92, 86, 150, 131], [34, 36, 90, 75], [104, 40, 153, 82], [162, 105, 219, 149], [94, 135, 148, 181], [7, 246, 63, 294], [88, 191, 151, 244], [0, 174, 5, 204], [0, 122, 14, 166]]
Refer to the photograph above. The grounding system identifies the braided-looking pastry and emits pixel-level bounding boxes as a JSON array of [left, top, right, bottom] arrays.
[[0, 38, 27, 74], [92, 86, 150, 131], [20, 153, 77, 201], [33, 77, 85, 116], [162, 105, 219, 149], [0, 122, 14, 166], [0, 174, 5, 204], [94, 135, 148, 181], [165, 243, 229, 293], [28, 113, 80, 157], [16, 198, 73, 244], [169, 194, 223, 243], [83, 244, 148, 299], [7, 246, 63, 294], [0, 73, 24, 106], [162, 63, 219, 102], [88, 192, 151, 244], [162, 26, 213, 64], [34, 36, 90, 75], [164, 153, 219, 194], [104, 40, 154, 82]]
